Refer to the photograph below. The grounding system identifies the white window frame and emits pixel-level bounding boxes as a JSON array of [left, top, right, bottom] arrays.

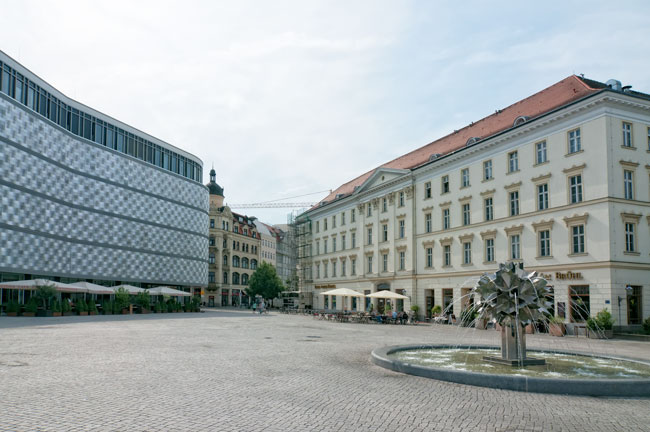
[[483, 160, 492, 181], [508, 151, 519, 173], [484, 197, 493, 221], [461, 168, 470, 188], [537, 183, 549, 210], [568, 128, 581, 154], [622, 122, 633, 148], [535, 140, 547, 165]]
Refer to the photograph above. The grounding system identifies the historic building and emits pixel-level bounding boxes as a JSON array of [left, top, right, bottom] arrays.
[[0, 50, 208, 300], [297, 76, 650, 330], [206, 171, 260, 306], [255, 221, 277, 265]]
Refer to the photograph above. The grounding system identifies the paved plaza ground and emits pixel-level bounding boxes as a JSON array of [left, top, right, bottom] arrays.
[[1, 310, 649, 432]]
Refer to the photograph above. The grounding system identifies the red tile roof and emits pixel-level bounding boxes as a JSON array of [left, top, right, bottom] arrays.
[[316, 75, 601, 207]]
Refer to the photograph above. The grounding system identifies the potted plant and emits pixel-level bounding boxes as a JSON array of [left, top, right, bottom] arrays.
[[460, 307, 477, 327], [23, 297, 38, 317], [410, 304, 419, 321], [431, 305, 442, 317], [155, 301, 164, 313], [192, 296, 201, 312], [52, 300, 62, 317], [587, 309, 614, 339], [6, 300, 20, 317], [175, 301, 182, 313], [62, 299, 74, 316], [77, 298, 88, 316], [136, 290, 151, 314], [87, 300, 98, 315], [34, 283, 57, 317], [101, 300, 113, 315], [548, 316, 565, 337], [384, 302, 392, 317], [114, 287, 131, 314]]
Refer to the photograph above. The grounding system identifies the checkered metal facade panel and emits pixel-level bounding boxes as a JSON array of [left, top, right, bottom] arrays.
[[0, 98, 208, 286]]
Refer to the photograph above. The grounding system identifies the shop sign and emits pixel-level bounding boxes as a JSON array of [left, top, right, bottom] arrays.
[[315, 284, 336, 289], [555, 271, 583, 280]]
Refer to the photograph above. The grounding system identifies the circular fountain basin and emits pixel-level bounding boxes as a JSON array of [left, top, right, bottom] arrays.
[[371, 344, 650, 397]]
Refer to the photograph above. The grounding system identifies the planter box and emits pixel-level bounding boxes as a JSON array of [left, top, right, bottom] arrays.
[[121, 309, 130, 315], [549, 323, 565, 337], [23, 312, 36, 317], [52, 312, 62, 317], [6, 312, 18, 317], [63, 312, 74, 317], [88, 311, 97, 315], [78, 311, 88, 316], [475, 319, 487, 330], [140, 309, 150, 314], [525, 324, 535, 334], [37, 310, 53, 317], [103, 311, 113, 315], [588, 329, 613, 339]]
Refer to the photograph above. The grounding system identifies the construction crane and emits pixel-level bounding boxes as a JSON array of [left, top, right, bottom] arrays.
[[227, 189, 330, 210]]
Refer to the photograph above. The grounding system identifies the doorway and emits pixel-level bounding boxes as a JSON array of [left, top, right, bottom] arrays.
[[442, 289, 454, 315], [569, 285, 590, 322], [627, 286, 642, 325]]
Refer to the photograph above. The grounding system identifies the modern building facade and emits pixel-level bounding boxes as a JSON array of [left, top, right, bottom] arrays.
[[0, 50, 209, 300], [206, 172, 260, 306], [298, 76, 650, 330]]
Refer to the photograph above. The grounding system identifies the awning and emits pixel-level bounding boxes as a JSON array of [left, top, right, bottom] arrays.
[[147, 286, 192, 297], [0, 279, 86, 293], [69, 281, 114, 295]]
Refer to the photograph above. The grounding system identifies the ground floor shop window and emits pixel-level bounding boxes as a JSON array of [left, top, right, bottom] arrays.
[[627, 285, 642, 325], [570, 285, 590, 322], [443, 288, 454, 315]]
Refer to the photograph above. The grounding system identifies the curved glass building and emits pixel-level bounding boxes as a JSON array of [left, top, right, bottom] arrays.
[[0, 50, 208, 290]]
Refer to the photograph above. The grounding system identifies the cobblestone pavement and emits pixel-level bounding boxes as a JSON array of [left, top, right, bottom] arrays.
[[1, 310, 649, 432]]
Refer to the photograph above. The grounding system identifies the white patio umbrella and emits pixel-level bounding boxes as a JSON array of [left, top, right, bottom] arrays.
[[148, 286, 191, 297], [366, 290, 409, 300], [69, 282, 114, 295], [320, 288, 365, 311], [0, 279, 85, 293], [111, 284, 145, 295]]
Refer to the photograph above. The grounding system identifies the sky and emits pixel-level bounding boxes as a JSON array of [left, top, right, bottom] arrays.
[[2, 1, 650, 224]]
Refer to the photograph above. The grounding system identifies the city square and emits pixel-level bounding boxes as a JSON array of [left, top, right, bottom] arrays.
[[1, 311, 649, 432]]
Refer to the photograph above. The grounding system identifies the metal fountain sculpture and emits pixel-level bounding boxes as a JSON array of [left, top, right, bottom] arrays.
[[473, 262, 552, 366]]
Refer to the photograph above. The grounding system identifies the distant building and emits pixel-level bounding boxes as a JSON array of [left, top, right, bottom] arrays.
[[298, 76, 650, 331], [206, 170, 260, 306], [255, 221, 277, 265]]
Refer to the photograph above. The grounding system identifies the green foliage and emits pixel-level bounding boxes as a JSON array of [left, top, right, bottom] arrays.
[[460, 307, 477, 326], [52, 300, 61, 313], [87, 300, 98, 313], [114, 287, 131, 311], [62, 300, 71, 313], [25, 297, 38, 313], [34, 284, 57, 309], [135, 290, 151, 310], [101, 300, 112, 314], [384, 302, 392, 313], [166, 299, 175, 312], [410, 304, 419, 313], [431, 305, 442, 316], [155, 301, 164, 313], [246, 262, 284, 301], [587, 308, 614, 331], [643, 317, 650, 335], [76, 298, 87, 313], [7, 300, 20, 313], [549, 315, 565, 324]]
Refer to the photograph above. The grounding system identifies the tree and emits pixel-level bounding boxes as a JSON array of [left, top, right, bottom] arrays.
[[246, 262, 284, 301], [34, 283, 57, 310]]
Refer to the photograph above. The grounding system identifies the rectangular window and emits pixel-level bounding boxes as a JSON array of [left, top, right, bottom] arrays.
[[324, 262, 328, 278], [332, 261, 337, 278], [625, 223, 636, 252], [443, 208, 450, 230], [316, 221, 319, 233], [425, 213, 432, 233], [463, 242, 471, 264], [647, 127, 650, 151], [570, 175, 583, 203], [461, 168, 470, 187], [537, 183, 549, 210], [382, 197, 387, 212], [324, 239, 328, 254], [536, 141, 547, 164], [399, 220, 405, 238], [332, 237, 337, 252], [367, 256, 373, 273], [316, 241, 320, 255], [316, 264, 321, 279], [367, 204, 372, 217], [342, 260, 346, 276], [382, 254, 388, 272], [426, 247, 433, 268], [622, 122, 633, 147], [462, 203, 471, 226], [442, 175, 449, 193], [367, 228, 372, 245], [624, 170, 634, 200], [510, 234, 521, 260], [399, 191, 405, 207], [484, 198, 493, 221], [572, 225, 585, 254], [351, 232, 356, 248], [485, 238, 495, 263], [399, 251, 405, 270], [351, 259, 356, 275], [351, 209, 356, 222], [382, 224, 388, 242], [208, 272, 215, 284], [425, 181, 432, 198], [508, 151, 519, 173], [210, 219, 215, 229], [483, 160, 493, 181], [1, 67, 10, 95], [509, 191, 519, 216], [341, 211, 346, 225], [568, 128, 581, 153], [539, 230, 551, 257], [341, 235, 346, 250], [443, 245, 451, 266], [324, 218, 328, 230], [332, 215, 336, 228]]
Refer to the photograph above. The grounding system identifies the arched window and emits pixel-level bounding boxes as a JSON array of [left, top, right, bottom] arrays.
[[232, 272, 240, 285], [242, 273, 249, 285], [513, 116, 529, 127], [233, 255, 240, 267], [242, 257, 249, 269], [251, 259, 258, 270]]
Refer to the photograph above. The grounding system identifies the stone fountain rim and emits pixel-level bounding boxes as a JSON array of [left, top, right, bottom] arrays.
[[371, 344, 650, 397]]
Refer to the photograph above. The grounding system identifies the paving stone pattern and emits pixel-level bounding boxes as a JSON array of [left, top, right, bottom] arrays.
[[1, 312, 649, 432]]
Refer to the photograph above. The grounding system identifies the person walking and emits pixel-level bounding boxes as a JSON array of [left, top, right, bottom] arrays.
[[259, 300, 265, 315], [252, 301, 257, 313]]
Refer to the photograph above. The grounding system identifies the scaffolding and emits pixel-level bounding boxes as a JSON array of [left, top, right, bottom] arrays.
[[288, 210, 313, 308]]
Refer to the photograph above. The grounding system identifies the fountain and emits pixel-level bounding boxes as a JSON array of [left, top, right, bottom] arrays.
[[371, 262, 650, 396]]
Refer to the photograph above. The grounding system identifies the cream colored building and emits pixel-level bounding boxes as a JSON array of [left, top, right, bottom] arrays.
[[298, 76, 650, 330], [206, 170, 260, 307]]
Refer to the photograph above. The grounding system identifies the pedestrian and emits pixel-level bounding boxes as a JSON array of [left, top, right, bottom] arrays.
[[259, 300, 265, 315], [252, 301, 257, 313]]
